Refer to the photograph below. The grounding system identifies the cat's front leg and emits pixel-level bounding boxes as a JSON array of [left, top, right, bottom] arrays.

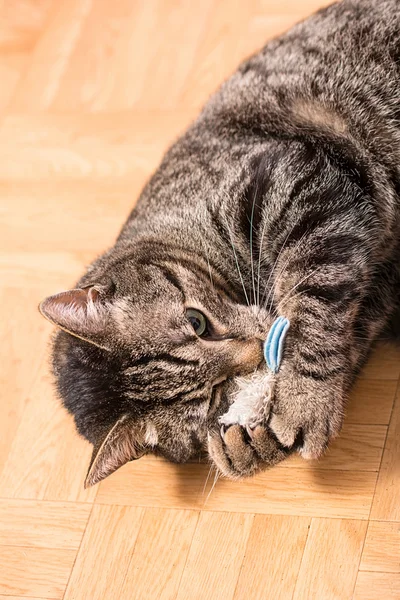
[[210, 244, 374, 475], [265, 258, 363, 459], [269, 357, 346, 460], [208, 284, 354, 476]]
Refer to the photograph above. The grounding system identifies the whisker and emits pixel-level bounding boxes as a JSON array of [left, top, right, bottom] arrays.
[[262, 230, 310, 314], [224, 217, 251, 306], [205, 467, 221, 503], [200, 237, 214, 291], [256, 205, 271, 309], [258, 223, 300, 314], [202, 462, 214, 497], [277, 289, 308, 313], [275, 266, 321, 313], [249, 177, 261, 306]]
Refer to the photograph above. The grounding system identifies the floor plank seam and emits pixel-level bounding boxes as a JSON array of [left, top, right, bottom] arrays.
[[230, 513, 257, 600], [115, 507, 147, 597], [350, 377, 400, 599], [61, 501, 95, 600], [93, 500, 373, 520], [0, 497, 94, 506], [290, 518, 312, 600], [368, 377, 400, 512], [173, 509, 202, 600]]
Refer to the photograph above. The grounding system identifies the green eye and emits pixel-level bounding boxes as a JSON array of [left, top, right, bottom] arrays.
[[186, 309, 208, 337]]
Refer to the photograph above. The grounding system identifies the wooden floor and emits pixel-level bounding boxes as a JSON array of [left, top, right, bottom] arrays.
[[1, 1, 400, 598]]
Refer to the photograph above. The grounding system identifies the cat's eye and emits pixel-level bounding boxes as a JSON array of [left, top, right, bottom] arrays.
[[186, 309, 208, 337]]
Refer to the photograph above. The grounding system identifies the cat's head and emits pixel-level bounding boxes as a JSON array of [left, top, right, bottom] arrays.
[[40, 243, 269, 487]]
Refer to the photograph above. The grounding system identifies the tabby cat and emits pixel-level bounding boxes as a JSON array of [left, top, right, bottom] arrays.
[[40, 0, 400, 487]]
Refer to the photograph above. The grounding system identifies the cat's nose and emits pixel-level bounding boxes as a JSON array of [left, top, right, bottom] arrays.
[[229, 337, 264, 376]]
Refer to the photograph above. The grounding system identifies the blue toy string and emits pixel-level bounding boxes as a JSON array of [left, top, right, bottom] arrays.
[[264, 316, 290, 373]]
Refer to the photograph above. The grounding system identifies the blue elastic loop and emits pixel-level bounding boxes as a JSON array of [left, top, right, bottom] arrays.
[[264, 317, 290, 373], [268, 318, 287, 372], [275, 317, 290, 370], [264, 316, 284, 372]]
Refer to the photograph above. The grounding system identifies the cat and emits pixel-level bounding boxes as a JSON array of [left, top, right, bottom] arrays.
[[39, 0, 400, 487]]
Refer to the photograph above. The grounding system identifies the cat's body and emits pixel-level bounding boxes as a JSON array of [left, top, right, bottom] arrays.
[[40, 0, 400, 486]]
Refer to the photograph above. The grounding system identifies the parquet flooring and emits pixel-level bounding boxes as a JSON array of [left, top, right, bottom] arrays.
[[1, 1, 399, 598]]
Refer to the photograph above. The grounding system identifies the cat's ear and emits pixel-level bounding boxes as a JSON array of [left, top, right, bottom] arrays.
[[39, 286, 110, 349], [85, 415, 147, 487]]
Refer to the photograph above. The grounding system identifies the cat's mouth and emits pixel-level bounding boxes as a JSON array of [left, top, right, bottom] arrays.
[[207, 350, 266, 425], [207, 378, 233, 423]]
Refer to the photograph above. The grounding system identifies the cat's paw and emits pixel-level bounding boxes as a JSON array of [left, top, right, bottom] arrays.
[[268, 367, 345, 459], [207, 423, 287, 478]]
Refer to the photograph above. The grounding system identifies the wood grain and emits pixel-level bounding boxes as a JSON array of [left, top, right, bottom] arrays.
[[176, 511, 254, 600], [121, 508, 199, 600], [0, 498, 90, 548], [354, 572, 400, 600], [346, 378, 397, 425], [293, 518, 367, 600], [360, 344, 400, 381], [64, 505, 145, 600], [1, 1, 399, 599], [281, 423, 386, 471], [371, 391, 400, 521], [97, 458, 377, 519], [360, 521, 400, 573], [0, 358, 97, 502], [234, 515, 310, 600], [0, 546, 76, 598]]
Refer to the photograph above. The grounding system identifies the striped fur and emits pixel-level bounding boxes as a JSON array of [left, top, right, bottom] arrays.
[[41, 0, 400, 484]]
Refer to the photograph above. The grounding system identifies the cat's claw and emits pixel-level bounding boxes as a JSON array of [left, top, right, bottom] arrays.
[[245, 424, 255, 440], [220, 424, 227, 442], [208, 423, 287, 478]]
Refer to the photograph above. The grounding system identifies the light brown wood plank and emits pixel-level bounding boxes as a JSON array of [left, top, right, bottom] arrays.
[[0, 251, 89, 288], [0, 546, 76, 599], [0, 181, 137, 255], [234, 515, 310, 600], [346, 378, 397, 425], [176, 511, 254, 600], [1, 2, 399, 599], [11, 0, 92, 111], [96, 457, 206, 510], [199, 469, 376, 519], [293, 518, 367, 600], [51, 0, 137, 111], [371, 391, 400, 521], [0, 1, 55, 50], [96, 458, 376, 519], [0, 499, 90, 549], [0, 56, 28, 112], [0, 360, 97, 502], [281, 423, 386, 472], [64, 504, 144, 600], [360, 521, 400, 573], [0, 0, 55, 111], [178, 1, 254, 109], [0, 596, 54, 600], [53, 0, 214, 111], [0, 287, 50, 474], [0, 112, 195, 183], [120, 508, 199, 600], [354, 572, 400, 600], [360, 343, 400, 381]]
